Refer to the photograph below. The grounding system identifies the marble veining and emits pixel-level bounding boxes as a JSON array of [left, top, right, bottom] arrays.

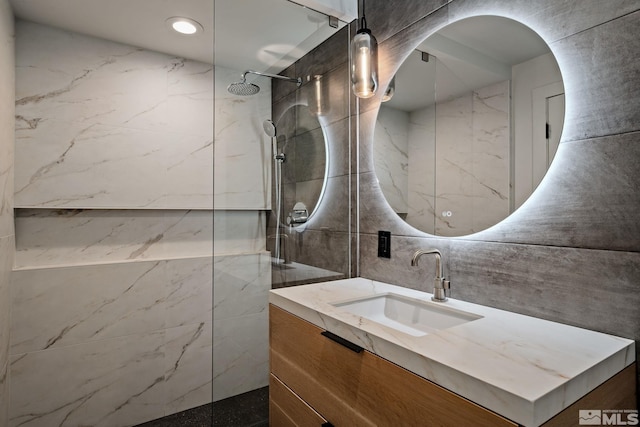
[[9, 255, 213, 426], [270, 278, 635, 427], [164, 323, 212, 415], [10, 257, 212, 354], [14, 209, 212, 268], [214, 65, 271, 210], [213, 252, 270, 402], [14, 21, 213, 209], [9, 332, 167, 427]]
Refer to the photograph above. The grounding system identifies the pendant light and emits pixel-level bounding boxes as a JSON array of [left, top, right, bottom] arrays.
[[351, 0, 378, 98]]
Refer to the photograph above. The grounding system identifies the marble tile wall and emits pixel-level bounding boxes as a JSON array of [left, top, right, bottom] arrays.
[[0, 0, 13, 423], [9, 19, 220, 426], [9, 256, 212, 427], [14, 209, 213, 268], [357, 0, 640, 390], [213, 252, 270, 402], [215, 65, 272, 210], [14, 21, 213, 209]]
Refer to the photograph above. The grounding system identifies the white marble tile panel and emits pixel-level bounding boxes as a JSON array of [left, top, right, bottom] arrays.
[[15, 21, 214, 209], [213, 311, 269, 402], [213, 252, 271, 321], [14, 209, 213, 268], [213, 251, 270, 402], [167, 59, 214, 137], [165, 257, 212, 328], [164, 322, 212, 415], [10, 261, 167, 354], [214, 65, 271, 210], [15, 120, 213, 209], [9, 332, 166, 427], [16, 22, 167, 131], [213, 210, 266, 255], [0, 236, 13, 367], [160, 133, 213, 209]]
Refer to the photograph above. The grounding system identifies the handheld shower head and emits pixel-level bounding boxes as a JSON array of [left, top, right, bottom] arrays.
[[263, 119, 277, 137]]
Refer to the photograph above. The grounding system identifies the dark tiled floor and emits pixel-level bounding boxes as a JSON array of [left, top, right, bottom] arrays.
[[135, 387, 269, 427]]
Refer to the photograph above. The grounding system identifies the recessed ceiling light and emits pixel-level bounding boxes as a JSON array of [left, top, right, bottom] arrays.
[[166, 17, 203, 35]]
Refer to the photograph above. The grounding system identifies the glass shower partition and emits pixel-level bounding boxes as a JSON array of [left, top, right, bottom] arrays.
[[213, 0, 352, 418]]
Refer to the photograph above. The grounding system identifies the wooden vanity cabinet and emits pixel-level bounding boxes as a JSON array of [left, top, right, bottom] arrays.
[[270, 304, 637, 427], [269, 304, 517, 427]]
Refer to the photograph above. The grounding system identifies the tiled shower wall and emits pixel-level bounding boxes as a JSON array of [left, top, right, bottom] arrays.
[[357, 0, 640, 392], [213, 63, 272, 402], [9, 21, 214, 426], [0, 0, 14, 424], [268, 25, 353, 279]]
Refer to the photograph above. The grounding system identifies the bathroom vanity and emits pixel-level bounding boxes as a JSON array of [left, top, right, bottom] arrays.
[[269, 278, 637, 426]]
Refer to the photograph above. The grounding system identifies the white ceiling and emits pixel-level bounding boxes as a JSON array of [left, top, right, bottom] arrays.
[[8, 0, 354, 72], [9, 0, 215, 64]]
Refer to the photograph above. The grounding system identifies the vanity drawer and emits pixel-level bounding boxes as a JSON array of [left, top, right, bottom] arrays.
[[269, 304, 517, 427], [270, 373, 328, 426]]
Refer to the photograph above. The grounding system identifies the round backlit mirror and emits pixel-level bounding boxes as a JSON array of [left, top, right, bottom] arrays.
[[374, 16, 564, 236], [273, 104, 328, 228]]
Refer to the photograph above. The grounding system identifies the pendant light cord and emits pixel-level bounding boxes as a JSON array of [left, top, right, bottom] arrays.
[[360, 0, 368, 31]]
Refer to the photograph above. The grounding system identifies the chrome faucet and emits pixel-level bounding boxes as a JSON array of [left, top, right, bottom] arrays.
[[411, 249, 450, 302]]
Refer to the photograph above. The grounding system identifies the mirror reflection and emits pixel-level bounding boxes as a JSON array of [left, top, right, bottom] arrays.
[[272, 104, 328, 228], [374, 16, 564, 236]]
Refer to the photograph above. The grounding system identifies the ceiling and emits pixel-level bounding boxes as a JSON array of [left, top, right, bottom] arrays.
[[8, 0, 354, 72]]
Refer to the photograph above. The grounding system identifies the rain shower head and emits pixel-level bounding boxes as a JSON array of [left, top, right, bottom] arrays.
[[227, 70, 302, 96], [227, 80, 260, 96]]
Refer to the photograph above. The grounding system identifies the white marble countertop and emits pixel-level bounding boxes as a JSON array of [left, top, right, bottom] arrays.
[[269, 278, 636, 427]]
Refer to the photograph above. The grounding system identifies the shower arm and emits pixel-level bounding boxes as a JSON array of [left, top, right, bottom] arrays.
[[243, 70, 302, 87]]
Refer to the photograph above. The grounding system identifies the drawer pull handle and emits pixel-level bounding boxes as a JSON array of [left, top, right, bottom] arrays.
[[321, 423, 334, 427], [321, 331, 363, 353]]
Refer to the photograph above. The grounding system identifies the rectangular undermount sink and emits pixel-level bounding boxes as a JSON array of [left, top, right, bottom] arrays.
[[332, 293, 483, 336]]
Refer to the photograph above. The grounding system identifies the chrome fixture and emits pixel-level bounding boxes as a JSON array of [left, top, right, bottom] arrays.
[[351, 0, 378, 98], [411, 249, 450, 302], [264, 119, 288, 263], [289, 202, 309, 224], [228, 70, 302, 96]]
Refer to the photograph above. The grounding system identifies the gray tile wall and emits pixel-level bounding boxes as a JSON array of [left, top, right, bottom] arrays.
[[268, 25, 353, 281], [357, 0, 640, 397]]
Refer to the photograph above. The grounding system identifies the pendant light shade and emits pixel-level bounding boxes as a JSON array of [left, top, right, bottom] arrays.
[[351, 0, 378, 98]]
